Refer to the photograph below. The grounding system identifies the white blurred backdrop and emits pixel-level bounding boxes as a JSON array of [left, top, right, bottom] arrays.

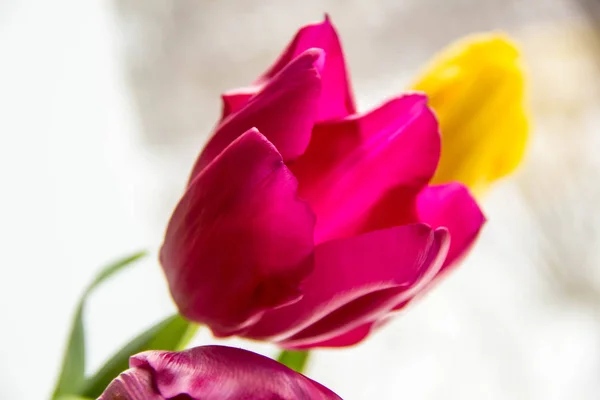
[[2, 1, 600, 399]]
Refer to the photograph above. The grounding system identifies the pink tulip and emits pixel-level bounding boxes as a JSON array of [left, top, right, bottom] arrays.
[[99, 345, 341, 400], [160, 16, 485, 348]]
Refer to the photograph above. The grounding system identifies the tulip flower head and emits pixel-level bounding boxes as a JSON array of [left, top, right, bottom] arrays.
[[411, 33, 529, 195], [160, 16, 486, 349], [99, 345, 342, 400]]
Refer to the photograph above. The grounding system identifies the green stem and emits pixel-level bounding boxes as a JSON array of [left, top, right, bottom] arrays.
[[276, 349, 311, 374]]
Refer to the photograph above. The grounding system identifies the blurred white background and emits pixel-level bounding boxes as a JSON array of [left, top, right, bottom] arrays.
[[2, 1, 600, 399]]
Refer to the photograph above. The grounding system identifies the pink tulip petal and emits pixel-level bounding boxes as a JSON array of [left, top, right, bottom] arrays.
[[220, 89, 254, 119], [190, 49, 323, 180], [391, 183, 485, 312], [291, 323, 374, 349], [160, 129, 315, 336], [221, 15, 355, 122], [260, 15, 355, 121], [243, 224, 448, 345], [100, 346, 342, 400], [290, 93, 440, 243], [280, 287, 399, 348], [416, 183, 485, 270], [279, 230, 449, 347], [357, 185, 422, 234]]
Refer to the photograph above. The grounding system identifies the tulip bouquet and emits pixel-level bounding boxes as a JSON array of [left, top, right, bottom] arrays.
[[52, 16, 527, 400]]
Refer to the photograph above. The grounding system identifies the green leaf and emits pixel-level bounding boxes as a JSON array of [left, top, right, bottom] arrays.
[[52, 251, 148, 398], [80, 314, 198, 399], [53, 304, 86, 396], [276, 350, 311, 374]]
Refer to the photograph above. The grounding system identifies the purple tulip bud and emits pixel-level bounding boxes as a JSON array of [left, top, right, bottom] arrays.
[[99, 345, 341, 400]]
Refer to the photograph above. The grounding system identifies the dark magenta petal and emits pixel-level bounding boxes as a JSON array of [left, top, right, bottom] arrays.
[[99, 346, 342, 400], [243, 224, 448, 344], [99, 368, 162, 400], [220, 90, 254, 119], [391, 183, 485, 312], [277, 229, 449, 347], [291, 323, 374, 349], [415, 183, 485, 270], [190, 49, 323, 180], [160, 129, 315, 336], [259, 15, 355, 121], [291, 93, 440, 244], [354, 163, 484, 248], [221, 15, 355, 122]]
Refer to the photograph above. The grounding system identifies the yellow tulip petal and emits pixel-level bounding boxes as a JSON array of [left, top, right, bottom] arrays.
[[411, 33, 529, 195]]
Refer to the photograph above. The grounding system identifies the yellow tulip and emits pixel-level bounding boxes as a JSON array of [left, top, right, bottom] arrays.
[[411, 33, 529, 196]]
